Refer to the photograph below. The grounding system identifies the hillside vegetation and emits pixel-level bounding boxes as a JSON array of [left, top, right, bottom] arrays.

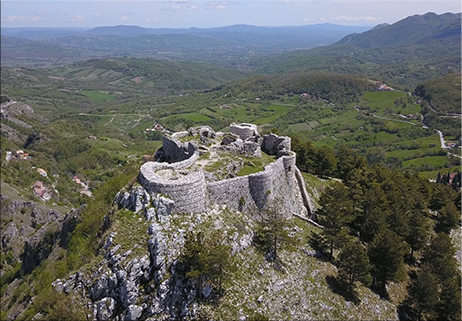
[[1, 11, 461, 321], [415, 73, 462, 114], [251, 13, 461, 90], [1, 24, 369, 68]]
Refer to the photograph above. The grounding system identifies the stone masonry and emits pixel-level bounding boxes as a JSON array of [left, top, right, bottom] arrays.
[[137, 123, 308, 217]]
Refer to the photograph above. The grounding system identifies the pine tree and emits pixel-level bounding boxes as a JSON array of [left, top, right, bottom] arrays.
[[316, 182, 354, 260], [255, 205, 294, 261], [368, 229, 407, 296], [359, 182, 390, 243], [437, 274, 462, 321], [337, 240, 372, 291], [405, 210, 429, 262], [422, 233, 458, 284], [180, 230, 233, 298], [421, 233, 461, 321], [314, 146, 337, 178], [405, 263, 439, 321], [435, 203, 459, 234]]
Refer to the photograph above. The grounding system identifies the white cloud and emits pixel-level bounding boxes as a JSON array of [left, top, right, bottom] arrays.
[[333, 15, 379, 22], [273, 0, 291, 4], [5, 15, 43, 22], [304, 17, 327, 22], [205, 2, 228, 10], [70, 15, 85, 22], [120, 15, 130, 21], [171, 4, 199, 10]]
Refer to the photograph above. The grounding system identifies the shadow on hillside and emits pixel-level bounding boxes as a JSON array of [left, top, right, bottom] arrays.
[[325, 275, 361, 305], [370, 282, 390, 301]]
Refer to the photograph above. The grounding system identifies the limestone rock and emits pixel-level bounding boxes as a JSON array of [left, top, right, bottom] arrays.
[[1, 222, 18, 248], [153, 196, 174, 217], [95, 297, 116, 321], [125, 305, 143, 321], [115, 186, 150, 213]]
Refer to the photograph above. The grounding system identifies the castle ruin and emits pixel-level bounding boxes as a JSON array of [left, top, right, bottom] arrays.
[[125, 123, 313, 218]]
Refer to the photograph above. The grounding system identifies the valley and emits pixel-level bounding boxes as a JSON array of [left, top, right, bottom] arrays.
[[0, 11, 461, 321]]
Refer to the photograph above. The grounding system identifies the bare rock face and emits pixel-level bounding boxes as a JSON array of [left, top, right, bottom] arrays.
[[1, 222, 19, 249], [52, 202, 256, 321], [0, 195, 85, 278], [152, 196, 174, 218], [115, 186, 151, 213], [261, 133, 291, 156], [95, 297, 117, 321]]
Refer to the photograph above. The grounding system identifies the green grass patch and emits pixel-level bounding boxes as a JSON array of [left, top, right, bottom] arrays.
[[253, 104, 292, 125], [363, 91, 408, 110], [418, 166, 461, 180], [82, 90, 116, 103], [162, 112, 213, 123], [403, 156, 448, 167], [288, 122, 311, 132], [237, 153, 276, 176], [111, 209, 150, 259]]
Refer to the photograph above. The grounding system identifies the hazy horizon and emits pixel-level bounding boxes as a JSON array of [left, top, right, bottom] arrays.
[[2, 1, 461, 29]]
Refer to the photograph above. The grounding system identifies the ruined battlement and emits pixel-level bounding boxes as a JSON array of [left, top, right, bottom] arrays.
[[135, 123, 307, 217]]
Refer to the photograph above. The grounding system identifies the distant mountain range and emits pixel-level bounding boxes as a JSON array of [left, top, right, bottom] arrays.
[[1, 23, 370, 67], [2, 23, 370, 40], [1, 12, 460, 89], [335, 12, 461, 48], [251, 12, 461, 88]]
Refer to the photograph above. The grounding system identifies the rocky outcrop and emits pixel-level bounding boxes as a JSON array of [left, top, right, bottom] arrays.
[[0, 196, 81, 273], [115, 186, 151, 213], [261, 133, 291, 157]]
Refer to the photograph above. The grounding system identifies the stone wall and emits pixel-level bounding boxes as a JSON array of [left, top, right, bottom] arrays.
[[138, 161, 206, 214], [138, 126, 308, 216], [162, 135, 197, 163], [229, 123, 259, 141], [207, 153, 305, 218]]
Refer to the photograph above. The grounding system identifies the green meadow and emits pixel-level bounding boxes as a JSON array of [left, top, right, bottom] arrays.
[[82, 90, 116, 103]]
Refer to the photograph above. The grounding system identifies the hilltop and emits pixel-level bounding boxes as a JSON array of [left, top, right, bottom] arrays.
[[251, 12, 461, 89], [335, 12, 461, 48]]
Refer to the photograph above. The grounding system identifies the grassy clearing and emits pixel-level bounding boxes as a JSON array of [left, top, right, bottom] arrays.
[[161, 112, 213, 123], [82, 90, 116, 103], [288, 122, 311, 132], [403, 156, 448, 167], [288, 123, 311, 132], [301, 172, 335, 209], [237, 153, 276, 176], [363, 91, 407, 110], [110, 209, 150, 259], [418, 166, 461, 180], [253, 104, 292, 125]]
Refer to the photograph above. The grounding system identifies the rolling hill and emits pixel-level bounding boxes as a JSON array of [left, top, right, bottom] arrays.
[[251, 12, 461, 89], [335, 12, 461, 48]]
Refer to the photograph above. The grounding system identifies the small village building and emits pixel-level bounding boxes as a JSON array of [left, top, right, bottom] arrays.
[[32, 181, 47, 197], [37, 168, 47, 177]]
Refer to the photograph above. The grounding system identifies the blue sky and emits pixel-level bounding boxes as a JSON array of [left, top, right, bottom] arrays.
[[2, 1, 461, 29]]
